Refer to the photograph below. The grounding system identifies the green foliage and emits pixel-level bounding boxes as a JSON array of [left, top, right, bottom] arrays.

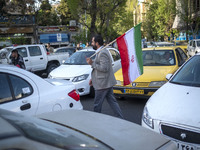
[[67, 0, 130, 42], [37, 0, 60, 26], [57, 0, 73, 25], [143, 0, 176, 41]]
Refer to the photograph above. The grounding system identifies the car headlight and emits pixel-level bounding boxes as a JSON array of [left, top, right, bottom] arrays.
[[72, 74, 89, 82], [149, 81, 166, 87], [142, 107, 154, 129]]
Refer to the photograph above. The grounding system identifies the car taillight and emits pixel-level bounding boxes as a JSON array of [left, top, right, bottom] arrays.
[[47, 52, 50, 55], [68, 89, 80, 101]]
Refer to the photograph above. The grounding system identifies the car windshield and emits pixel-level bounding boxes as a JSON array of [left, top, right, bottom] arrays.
[[170, 55, 200, 87], [143, 50, 175, 66], [64, 51, 96, 65], [196, 41, 200, 47], [1, 111, 112, 150]]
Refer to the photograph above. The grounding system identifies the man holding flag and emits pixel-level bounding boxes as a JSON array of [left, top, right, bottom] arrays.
[[86, 35, 124, 119]]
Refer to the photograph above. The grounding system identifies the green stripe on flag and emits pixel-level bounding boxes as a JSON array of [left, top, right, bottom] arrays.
[[134, 23, 143, 75]]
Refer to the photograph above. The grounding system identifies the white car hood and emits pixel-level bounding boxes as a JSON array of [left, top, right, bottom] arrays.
[[37, 110, 174, 150], [50, 64, 92, 78], [147, 82, 200, 127]]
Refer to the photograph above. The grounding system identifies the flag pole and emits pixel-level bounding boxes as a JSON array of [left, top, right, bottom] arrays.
[[89, 39, 117, 58]]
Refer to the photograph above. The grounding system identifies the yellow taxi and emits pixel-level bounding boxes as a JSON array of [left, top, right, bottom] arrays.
[[113, 46, 189, 98]]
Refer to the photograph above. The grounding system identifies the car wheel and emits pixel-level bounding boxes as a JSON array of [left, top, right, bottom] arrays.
[[47, 64, 58, 75], [89, 86, 95, 97]]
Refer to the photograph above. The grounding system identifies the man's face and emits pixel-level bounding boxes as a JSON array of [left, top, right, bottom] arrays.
[[92, 37, 97, 50], [11, 52, 17, 58]]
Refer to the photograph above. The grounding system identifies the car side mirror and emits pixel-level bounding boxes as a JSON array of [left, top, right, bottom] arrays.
[[166, 74, 173, 81]]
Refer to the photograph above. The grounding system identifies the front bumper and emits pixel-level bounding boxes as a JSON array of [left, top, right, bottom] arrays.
[[113, 86, 158, 98], [142, 119, 200, 150]]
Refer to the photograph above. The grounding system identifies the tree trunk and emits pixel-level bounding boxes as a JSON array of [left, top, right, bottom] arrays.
[[90, 0, 97, 40]]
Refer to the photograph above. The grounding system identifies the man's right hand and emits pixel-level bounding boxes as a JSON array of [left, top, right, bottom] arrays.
[[89, 79, 93, 86]]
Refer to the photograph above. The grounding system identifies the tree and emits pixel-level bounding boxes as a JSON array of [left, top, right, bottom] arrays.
[[56, 0, 73, 25], [176, 0, 200, 40], [37, 0, 60, 26], [143, 0, 176, 41], [67, 0, 127, 42]]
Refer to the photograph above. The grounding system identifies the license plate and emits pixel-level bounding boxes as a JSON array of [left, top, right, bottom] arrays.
[[125, 89, 144, 94], [177, 142, 196, 150]]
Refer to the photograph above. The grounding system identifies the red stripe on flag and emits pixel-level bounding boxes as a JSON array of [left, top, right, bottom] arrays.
[[116, 34, 131, 85]]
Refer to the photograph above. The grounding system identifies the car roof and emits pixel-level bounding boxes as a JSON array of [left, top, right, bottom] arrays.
[[0, 64, 44, 81], [55, 46, 75, 50], [78, 48, 95, 52], [142, 46, 176, 51]]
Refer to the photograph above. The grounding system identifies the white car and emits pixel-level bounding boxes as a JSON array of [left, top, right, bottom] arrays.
[[49, 48, 121, 96], [0, 64, 83, 116], [142, 54, 200, 149], [187, 39, 200, 56]]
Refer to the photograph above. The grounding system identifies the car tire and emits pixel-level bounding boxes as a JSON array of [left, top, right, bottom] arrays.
[[47, 64, 58, 75], [89, 86, 95, 97]]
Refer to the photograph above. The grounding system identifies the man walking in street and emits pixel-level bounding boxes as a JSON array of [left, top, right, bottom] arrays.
[[86, 35, 124, 119]]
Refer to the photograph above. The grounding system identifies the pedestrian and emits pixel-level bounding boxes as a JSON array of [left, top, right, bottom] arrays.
[[10, 49, 26, 69], [86, 35, 124, 119], [47, 43, 54, 53]]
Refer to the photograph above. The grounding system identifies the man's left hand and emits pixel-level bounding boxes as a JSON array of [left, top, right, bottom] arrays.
[[86, 57, 93, 65]]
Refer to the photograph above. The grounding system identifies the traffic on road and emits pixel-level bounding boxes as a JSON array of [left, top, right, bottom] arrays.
[[0, 43, 199, 150]]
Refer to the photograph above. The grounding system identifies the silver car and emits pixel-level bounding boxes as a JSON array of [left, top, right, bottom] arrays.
[[0, 108, 177, 150]]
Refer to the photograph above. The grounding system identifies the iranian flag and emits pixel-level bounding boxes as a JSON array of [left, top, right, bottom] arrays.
[[116, 23, 143, 86]]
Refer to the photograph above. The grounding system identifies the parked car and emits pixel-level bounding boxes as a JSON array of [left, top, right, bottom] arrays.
[[187, 39, 200, 56], [54, 46, 76, 56], [113, 46, 188, 98], [49, 48, 121, 96], [0, 44, 70, 74], [142, 53, 200, 149], [0, 64, 82, 116]]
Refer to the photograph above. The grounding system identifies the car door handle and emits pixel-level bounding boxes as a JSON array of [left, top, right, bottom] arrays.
[[24, 59, 28, 62], [20, 103, 31, 111], [40, 58, 43, 60], [112, 64, 114, 66]]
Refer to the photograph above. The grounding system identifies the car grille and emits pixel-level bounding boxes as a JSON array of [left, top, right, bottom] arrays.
[[161, 124, 200, 144]]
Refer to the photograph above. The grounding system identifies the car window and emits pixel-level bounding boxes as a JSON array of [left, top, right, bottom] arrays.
[[143, 50, 175, 66], [197, 41, 200, 47], [192, 41, 196, 47], [171, 55, 200, 87], [9, 74, 33, 99], [109, 49, 120, 61], [15, 47, 28, 57], [176, 48, 187, 61], [2, 112, 112, 150], [0, 73, 12, 103], [64, 51, 95, 65], [56, 49, 65, 53], [189, 41, 192, 46], [175, 49, 184, 65], [28, 46, 42, 56]]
